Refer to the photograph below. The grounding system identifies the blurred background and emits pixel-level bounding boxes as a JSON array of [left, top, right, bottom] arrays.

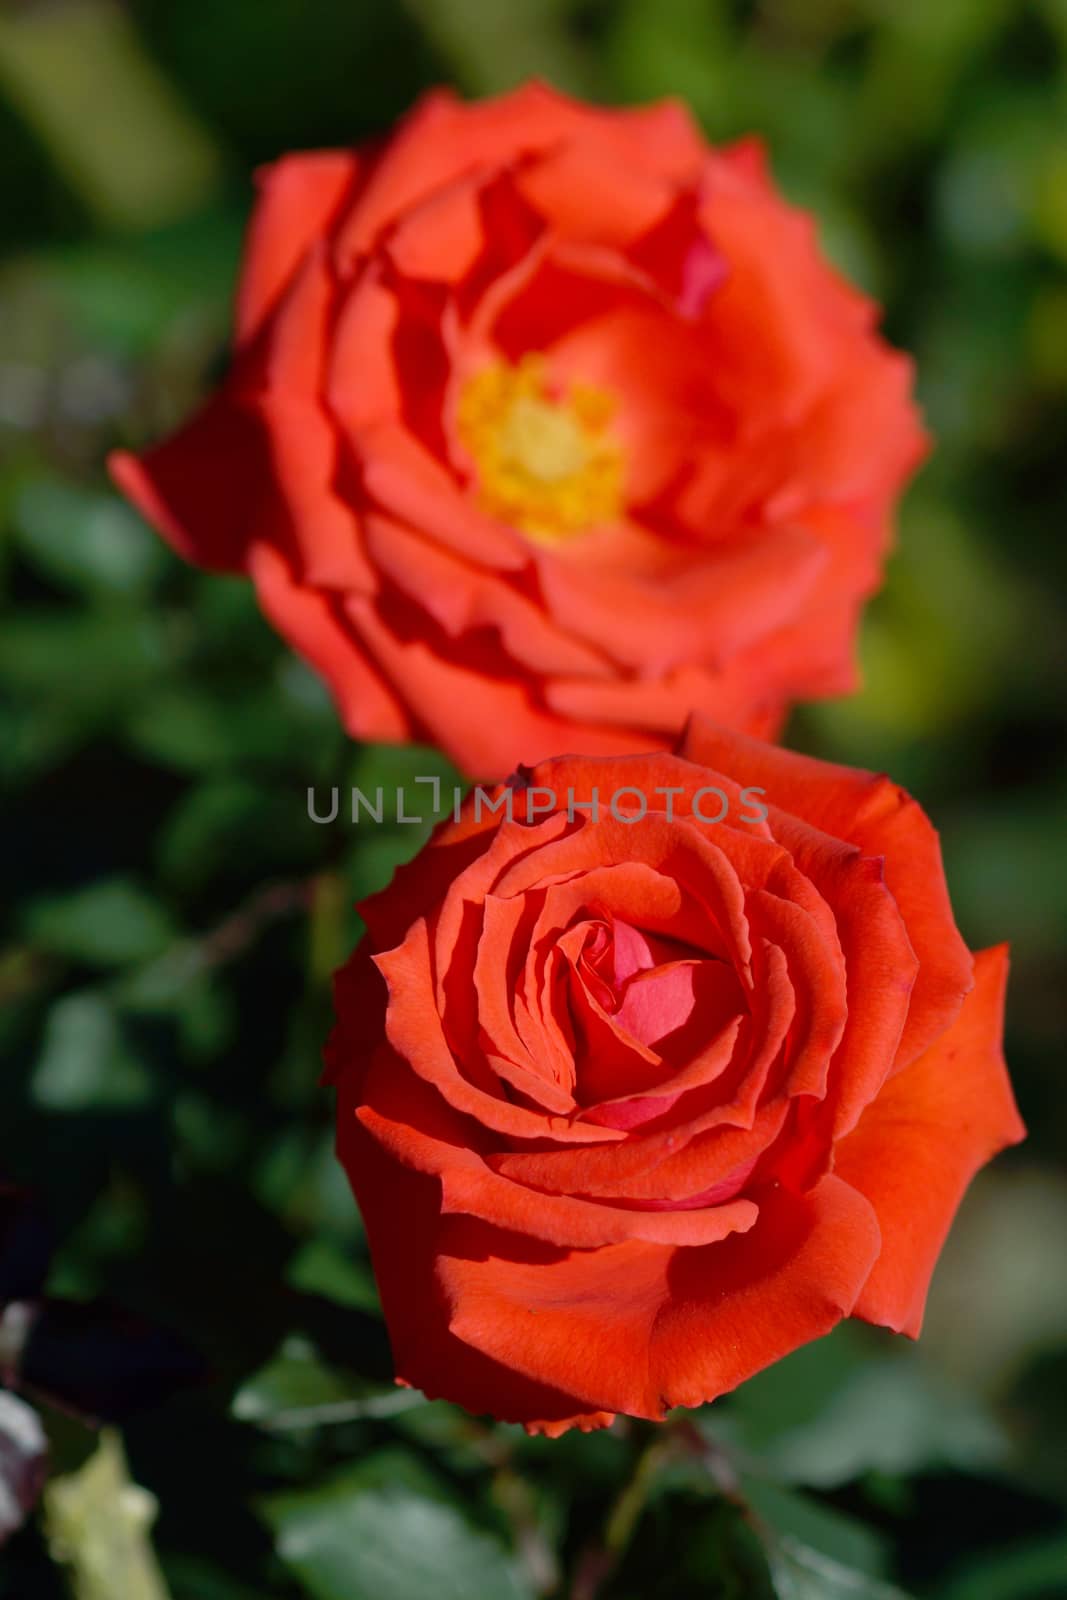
[[1, 1, 1066, 1596]]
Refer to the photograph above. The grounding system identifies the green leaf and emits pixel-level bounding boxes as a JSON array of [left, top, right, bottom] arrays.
[[346, 832, 430, 903], [740, 1354, 1007, 1489], [399, 0, 590, 96], [13, 479, 166, 595], [0, 693, 87, 784], [25, 878, 175, 967], [32, 990, 153, 1110], [157, 777, 318, 890], [717, 1325, 868, 1456], [262, 1462, 533, 1600], [285, 1238, 379, 1314], [123, 689, 243, 773], [743, 1479, 891, 1583], [0, 609, 168, 706], [767, 1536, 913, 1600], [171, 1092, 248, 1171], [160, 1557, 264, 1600], [254, 1130, 362, 1236], [232, 1337, 366, 1427], [125, 683, 327, 776], [38, 210, 240, 354], [939, 1532, 1067, 1600]]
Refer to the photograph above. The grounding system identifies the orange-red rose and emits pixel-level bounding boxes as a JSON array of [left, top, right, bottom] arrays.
[[325, 719, 1024, 1435], [111, 84, 925, 778]]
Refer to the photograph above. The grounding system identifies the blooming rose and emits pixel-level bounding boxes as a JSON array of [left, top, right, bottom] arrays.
[[325, 719, 1024, 1435], [111, 84, 925, 778]]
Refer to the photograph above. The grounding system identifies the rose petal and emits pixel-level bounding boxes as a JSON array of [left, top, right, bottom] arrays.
[[377, 918, 623, 1144], [338, 1114, 615, 1434], [248, 542, 409, 741], [440, 1173, 879, 1419], [837, 945, 1025, 1337], [677, 718, 974, 1070], [237, 150, 359, 343], [363, 514, 612, 679], [648, 1174, 881, 1410], [354, 1052, 758, 1249], [109, 399, 269, 573]]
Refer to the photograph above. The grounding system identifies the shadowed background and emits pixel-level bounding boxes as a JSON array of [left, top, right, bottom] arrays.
[[1, 1, 1065, 1596]]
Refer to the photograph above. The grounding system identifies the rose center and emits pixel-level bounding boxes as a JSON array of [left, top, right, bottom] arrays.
[[457, 354, 624, 544]]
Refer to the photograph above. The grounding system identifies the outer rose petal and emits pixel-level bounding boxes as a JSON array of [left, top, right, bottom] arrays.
[[544, 669, 785, 744], [355, 1072, 760, 1248], [440, 1175, 880, 1420], [364, 514, 612, 679], [677, 717, 974, 1069], [836, 945, 1025, 1337], [109, 399, 268, 573], [346, 592, 659, 776], [340, 1117, 615, 1435], [648, 1174, 881, 1408], [516, 138, 677, 250], [336, 83, 705, 265], [249, 543, 411, 742], [535, 522, 830, 674], [236, 150, 360, 344], [335, 84, 585, 261]]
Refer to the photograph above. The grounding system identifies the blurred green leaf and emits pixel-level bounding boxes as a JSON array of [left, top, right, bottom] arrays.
[[125, 679, 338, 778], [254, 1128, 359, 1236], [157, 776, 330, 896], [160, 1557, 264, 1600], [37, 209, 241, 353], [400, 0, 589, 94], [939, 1531, 1067, 1599], [157, 779, 265, 883], [13, 479, 167, 595], [0, 0, 224, 231], [743, 1356, 1007, 1489], [921, 1171, 1067, 1395], [262, 1460, 534, 1600], [123, 688, 254, 773], [32, 990, 153, 1110], [232, 1337, 366, 1426], [604, 0, 732, 123], [744, 1479, 892, 1583], [171, 1091, 248, 1171], [766, 1535, 911, 1600], [0, 608, 169, 704], [941, 790, 1067, 963], [46, 1173, 149, 1296], [285, 1238, 379, 1314], [25, 878, 175, 967], [712, 1326, 867, 1454]]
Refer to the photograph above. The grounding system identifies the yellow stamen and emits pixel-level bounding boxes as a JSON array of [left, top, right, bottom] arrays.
[[457, 355, 623, 544]]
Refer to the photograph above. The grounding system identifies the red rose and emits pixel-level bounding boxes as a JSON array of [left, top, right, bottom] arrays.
[[325, 719, 1024, 1435], [111, 84, 925, 778]]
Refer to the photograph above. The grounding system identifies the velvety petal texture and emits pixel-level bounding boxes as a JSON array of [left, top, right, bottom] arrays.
[[325, 722, 1024, 1433], [111, 83, 926, 779]]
